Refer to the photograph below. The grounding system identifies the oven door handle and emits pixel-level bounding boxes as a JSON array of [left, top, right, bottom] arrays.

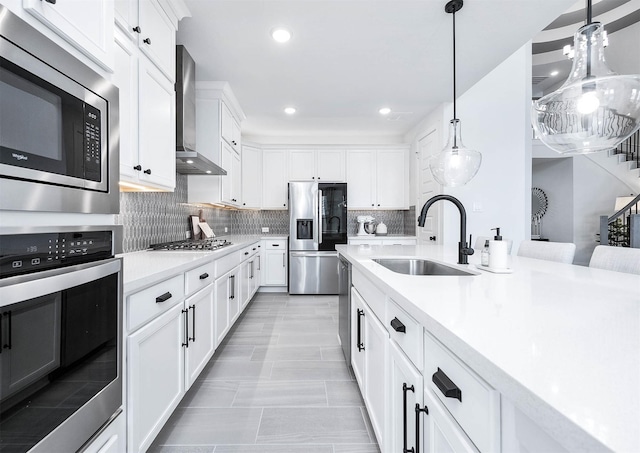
[[0, 259, 121, 307]]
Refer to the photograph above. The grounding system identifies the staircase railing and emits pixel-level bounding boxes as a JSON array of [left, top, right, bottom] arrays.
[[600, 194, 640, 248], [612, 129, 639, 170]]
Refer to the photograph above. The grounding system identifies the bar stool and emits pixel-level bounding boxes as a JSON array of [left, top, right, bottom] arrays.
[[589, 245, 640, 275], [516, 240, 576, 264]]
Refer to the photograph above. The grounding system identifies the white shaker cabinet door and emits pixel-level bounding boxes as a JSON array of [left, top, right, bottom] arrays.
[[241, 146, 262, 208], [262, 150, 289, 209], [114, 32, 139, 182], [138, 59, 176, 190], [24, 0, 114, 70], [376, 149, 407, 209], [184, 285, 215, 389], [138, 0, 176, 81], [214, 272, 231, 346], [317, 148, 345, 181], [127, 303, 185, 453], [388, 341, 424, 453], [289, 149, 315, 180], [346, 150, 375, 209]]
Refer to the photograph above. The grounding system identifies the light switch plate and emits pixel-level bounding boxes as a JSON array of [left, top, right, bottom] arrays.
[[262, 227, 269, 233]]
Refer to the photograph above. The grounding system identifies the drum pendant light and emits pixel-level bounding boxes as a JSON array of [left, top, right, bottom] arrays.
[[532, 0, 640, 154], [429, 0, 482, 187]]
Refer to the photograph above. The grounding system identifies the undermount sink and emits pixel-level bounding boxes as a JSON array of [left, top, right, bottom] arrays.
[[372, 258, 477, 276]]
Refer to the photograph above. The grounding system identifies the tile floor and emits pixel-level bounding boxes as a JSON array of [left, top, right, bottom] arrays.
[[149, 293, 381, 453]]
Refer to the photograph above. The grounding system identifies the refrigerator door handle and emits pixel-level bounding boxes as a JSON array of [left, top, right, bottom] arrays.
[[290, 251, 338, 258], [318, 189, 323, 245]]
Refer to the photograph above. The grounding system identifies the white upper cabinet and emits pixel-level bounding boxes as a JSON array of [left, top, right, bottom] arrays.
[[23, 0, 114, 71], [241, 145, 262, 209], [347, 147, 409, 209], [221, 102, 242, 153], [262, 149, 289, 209], [115, 0, 186, 81], [288, 148, 345, 181]]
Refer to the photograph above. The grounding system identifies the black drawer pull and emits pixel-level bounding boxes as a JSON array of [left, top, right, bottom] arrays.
[[432, 367, 462, 402], [199, 273, 209, 280], [357, 308, 365, 351], [391, 317, 406, 333], [244, 252, 249, 255], [156, 292, 172, 303], [272, 244, 279, 247]]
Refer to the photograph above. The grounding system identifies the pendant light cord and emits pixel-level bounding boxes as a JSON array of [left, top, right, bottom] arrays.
[[452, 6, 457, 121], [585, 0, 593, 79]]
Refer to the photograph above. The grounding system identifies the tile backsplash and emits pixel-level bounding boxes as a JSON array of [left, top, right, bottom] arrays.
[[118, 173, 412, 253]]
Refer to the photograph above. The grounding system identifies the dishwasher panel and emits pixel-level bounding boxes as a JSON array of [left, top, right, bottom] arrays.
[[289, 251, 339, 295]]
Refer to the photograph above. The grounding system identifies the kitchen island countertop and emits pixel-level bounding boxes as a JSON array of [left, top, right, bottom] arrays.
[[337, 243, 639, 453]]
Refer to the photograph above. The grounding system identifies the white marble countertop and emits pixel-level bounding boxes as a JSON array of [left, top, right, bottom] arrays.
[[119, 235, 269, 294], [336, 244, 640, 453]]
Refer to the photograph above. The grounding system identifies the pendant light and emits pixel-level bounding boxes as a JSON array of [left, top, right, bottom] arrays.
[[429, 0, 482, 187], [532, 0, 640, 155]]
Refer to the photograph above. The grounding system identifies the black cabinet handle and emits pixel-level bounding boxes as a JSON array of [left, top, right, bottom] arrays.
[[144, 168, 151, 175], [199, 272, 209, 280], [156, 292, 172, 303], [229, 275, 235, 299], [143, 37, 152, 45], [189, 304, 196, 342], [272, 244, 279, 247], [182, 309, 189, 347], [244, 252, 249, 255], [132, 25, 142, 33], [357, 308, 365, 351], [44, 0, 57, 4], [415, 403, 429, 453], [429, 236, 436, 241], [252, 248, 257, 251], [1, 311, 11, 351], [133, 164, 142, 171], [403, 383, 415, 453], [432, 367, 462, 402], [391, 317, 406, 333]]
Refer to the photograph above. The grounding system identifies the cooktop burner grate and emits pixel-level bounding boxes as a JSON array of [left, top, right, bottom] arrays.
[[149, 238, 233, 251]]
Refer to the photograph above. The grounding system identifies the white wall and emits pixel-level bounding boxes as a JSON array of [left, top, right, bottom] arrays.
[[406, 43, 532, 255], [532, 158, 574, 243], [572, 156, 633, 265]]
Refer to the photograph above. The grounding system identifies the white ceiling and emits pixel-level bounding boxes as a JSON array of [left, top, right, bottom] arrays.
[[177, 0, 576, 139]]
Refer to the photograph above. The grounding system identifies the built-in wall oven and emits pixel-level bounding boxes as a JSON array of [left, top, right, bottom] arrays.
[[0, 5, 119, 214], [0, 226, 122, 452]]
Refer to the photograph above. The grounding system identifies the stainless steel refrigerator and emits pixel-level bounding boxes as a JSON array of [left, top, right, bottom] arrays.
[[289, 181, 347, 294]]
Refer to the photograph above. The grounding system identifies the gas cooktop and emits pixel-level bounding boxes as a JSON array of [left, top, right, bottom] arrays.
[[149, 238, 233, 251]]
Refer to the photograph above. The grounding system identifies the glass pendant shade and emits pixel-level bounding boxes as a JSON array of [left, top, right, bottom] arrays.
[[430, 119, 482, 187], [532, 22, 640, 154]]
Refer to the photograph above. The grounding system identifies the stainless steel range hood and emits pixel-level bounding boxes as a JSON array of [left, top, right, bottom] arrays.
[[176, 45, 226, 175]]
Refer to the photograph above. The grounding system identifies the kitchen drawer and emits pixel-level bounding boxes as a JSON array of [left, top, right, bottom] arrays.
[[240, 243, 259, 259], [387, 297, 423, 371], [423, 331, 500, 453], [352, 268, 385, 319], [185, 262, 215, 295], [214, 250, 241, 277], [265, 239, 287, 250], [128, 274, 184, 332]]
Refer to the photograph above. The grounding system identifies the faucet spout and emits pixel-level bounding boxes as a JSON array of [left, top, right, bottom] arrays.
[[417, 195, 474, 264]]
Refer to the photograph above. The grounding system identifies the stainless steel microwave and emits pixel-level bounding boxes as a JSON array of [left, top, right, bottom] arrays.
[[0, 6, 119, 214]]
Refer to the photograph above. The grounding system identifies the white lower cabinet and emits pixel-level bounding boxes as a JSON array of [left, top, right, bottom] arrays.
[[388, 341, 423, 453], [419, 386, 479, 453], [262, 239, 287, 286], [184, 285, 215, 388], [350, 287, 388, 448], [214, 270, 234, 345], [128, 303, 185, 453]]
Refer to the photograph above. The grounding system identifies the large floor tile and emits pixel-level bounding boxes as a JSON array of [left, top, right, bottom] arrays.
[[333, 444, 381, 453], [152, 408, 262, 446], [214, 446, 331, 453], [256, 407, 372, 444], [211, 344, 255, 361], [197, 360, 273, 381], [251, 345, 322, 362], [325, 380, 365, 407], [150, 446, 214, 453], [232, 381, 327, 407], [270, 360, 351, 381], [178, 381, 239, 408], [277, 333, 340, 346]]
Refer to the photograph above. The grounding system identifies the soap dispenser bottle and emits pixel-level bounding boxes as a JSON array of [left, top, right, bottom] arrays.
[[488, 227, 508, 269], [481, 240, 490, 267]]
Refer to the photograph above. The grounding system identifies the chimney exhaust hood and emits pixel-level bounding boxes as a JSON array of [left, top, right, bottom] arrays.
[[176, 45, 226, 175]]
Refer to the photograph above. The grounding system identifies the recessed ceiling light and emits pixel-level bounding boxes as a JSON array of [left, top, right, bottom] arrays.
[[284, 107, 296, 115], [271, 27, 292, 43], [206, 170, 212, 174], [550, 70, 559, 76], [186, 160, 194, 164], [379, 107, 391, 115]]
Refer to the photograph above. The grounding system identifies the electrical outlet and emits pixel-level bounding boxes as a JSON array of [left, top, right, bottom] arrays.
[[262, 227, 269, 233], [185, 230, 191, 239], [224, 227, 228, 233]]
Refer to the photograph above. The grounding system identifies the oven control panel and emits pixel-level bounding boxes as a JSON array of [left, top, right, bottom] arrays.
[[0, 230, 112, 278]]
